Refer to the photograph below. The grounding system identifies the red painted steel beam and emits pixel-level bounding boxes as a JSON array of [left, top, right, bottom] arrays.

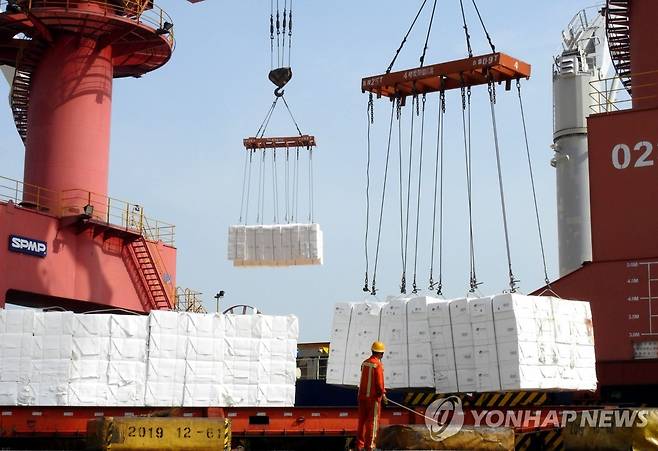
[[362, 52, 531, 99], [226, 407, 411, 437], [243, 135, 317, 150], [0, 405, 605, 439]]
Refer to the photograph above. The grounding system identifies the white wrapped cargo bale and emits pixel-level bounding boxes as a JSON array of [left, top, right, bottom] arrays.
[[343, 302, 385, 386], [228, 223, 324, 267], [469, 297, 501, 392], [494, 294, 597, 392], [380, 298, 409, 388], [0, 309, 298, 408], [4, 309, 35, 334], [407, 296, 434, 388], [34, 311, 74, 336], [326, 303, 353, 385]]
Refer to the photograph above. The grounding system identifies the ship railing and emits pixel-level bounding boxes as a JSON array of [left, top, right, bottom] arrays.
[[0, 0, 175, 47], [60, 188, 175, 246], [174, 287, 207, 313], [0, 175, 58, 213], [589, 70, 658, 113], [0, 176, 176, 245]]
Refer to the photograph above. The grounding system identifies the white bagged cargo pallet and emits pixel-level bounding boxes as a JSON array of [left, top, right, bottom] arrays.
[[29, 311, 74, 406], [228, 223, 324, 267], [327, 294, 597, 394], [450, 298, 477, 392], [325, 303, 353, 385], [0, 309, 298, 407], [406, 297, 434, 388], [0, 309, 36, 406], [494, 293, 597, 392], [428, 298, 458, 393], [344, 302, 385, 386]]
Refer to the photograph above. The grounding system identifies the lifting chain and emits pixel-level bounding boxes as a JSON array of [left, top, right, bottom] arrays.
[[364, 93, 374, 293], [488, 79, 519, 293]]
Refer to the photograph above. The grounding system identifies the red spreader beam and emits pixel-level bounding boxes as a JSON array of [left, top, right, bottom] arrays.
[[243, 135, 317, 150], [362, 52, 531, 98]]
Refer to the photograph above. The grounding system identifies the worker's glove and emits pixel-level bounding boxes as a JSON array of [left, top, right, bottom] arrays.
[[382, 395, 389, 406]]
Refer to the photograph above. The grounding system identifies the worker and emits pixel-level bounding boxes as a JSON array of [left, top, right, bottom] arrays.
[[356, 341, 387, 451]]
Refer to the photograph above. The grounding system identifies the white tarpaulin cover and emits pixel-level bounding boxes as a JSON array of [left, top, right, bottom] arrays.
[[228, 223, 323, 267], [0, 309, 298, 407], [326, 294, 597, 393]]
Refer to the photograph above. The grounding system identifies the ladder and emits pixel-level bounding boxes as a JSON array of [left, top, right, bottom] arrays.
[[126, 237, 173, 310], [606, 0, 632, 94], [11, 40, 47, 142]]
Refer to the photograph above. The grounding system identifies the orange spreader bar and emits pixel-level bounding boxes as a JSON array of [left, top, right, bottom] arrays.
[[243, 135, 317, 150], [362, 52, 531, 98]]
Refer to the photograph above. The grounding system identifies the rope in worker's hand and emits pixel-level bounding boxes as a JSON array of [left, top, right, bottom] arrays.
[[384, 398, 441, 425]]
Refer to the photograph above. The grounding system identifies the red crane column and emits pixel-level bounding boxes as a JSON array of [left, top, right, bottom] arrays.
[[0, 0, 174, 212], [23, 34, 113, 204]]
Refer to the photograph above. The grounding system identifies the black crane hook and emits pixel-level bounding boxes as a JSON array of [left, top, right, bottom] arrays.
[[269, 67, 293, 98]]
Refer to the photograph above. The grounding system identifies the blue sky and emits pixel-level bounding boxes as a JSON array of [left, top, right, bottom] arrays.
[[0, 1, 602, 341]]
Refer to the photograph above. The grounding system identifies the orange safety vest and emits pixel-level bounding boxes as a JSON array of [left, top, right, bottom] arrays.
[[358, 355, 385, 401]]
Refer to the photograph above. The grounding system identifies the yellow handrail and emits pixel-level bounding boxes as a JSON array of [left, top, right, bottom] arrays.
[[589, 69, 658, 114], [0, 175, 175, 245], [0, 0, 175, 47]]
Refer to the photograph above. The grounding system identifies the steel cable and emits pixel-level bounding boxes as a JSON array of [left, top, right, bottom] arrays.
[[364, 95, 374, 292], [488, 80, 518, 292], [386, 0, 429, 73], [458, 0, 473, 57], [412, 94, 427, 293], [517, 80, 550, 286], [461, 84, 479, 293], [471, 0, 496, 53], [429, 89, 445, 294], [397, 99, 407, 294], [419, 0, 438, 67], [243, 150, 255, 225], [238, 149, 250, 223], [371, 102, 397, 296], [272, 149, 279, 223], [281, 95, 303, 136], [308, 148, 314, 223], [256, 149, 264, 224]]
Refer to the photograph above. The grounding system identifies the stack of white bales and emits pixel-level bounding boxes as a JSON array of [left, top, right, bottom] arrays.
[[227, 224, 323, 267], [343, 302, 385, 386], [379, 298, 409, 388], [553, 297, 596, 390], [69, 314, 111, 405], [31, 311, 74, 405], [325, 303, 353, 385], [0, 310, 35, 405], [450, 298, 477, 392], [183, 312, 223, 407], [327, 294, 597, 393], [222, 314, 298, 407], [470, 297, 501, 392], [428, 299, 458, 393], [145, 311, 191, 406], [406, 297, 434, 388], [109, 315, 149, 406], [252, 315, 297, 407], [494, 293, 596, 391], [0, 309, 299, 407]]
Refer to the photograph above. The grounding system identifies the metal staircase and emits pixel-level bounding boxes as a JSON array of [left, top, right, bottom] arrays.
[[606, 0, 632, 94], [126, 237, 173, 310], [10, 40, 47, 142]]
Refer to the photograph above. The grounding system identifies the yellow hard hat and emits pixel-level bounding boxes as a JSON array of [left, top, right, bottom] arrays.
[[371, 341, 385, 353]]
